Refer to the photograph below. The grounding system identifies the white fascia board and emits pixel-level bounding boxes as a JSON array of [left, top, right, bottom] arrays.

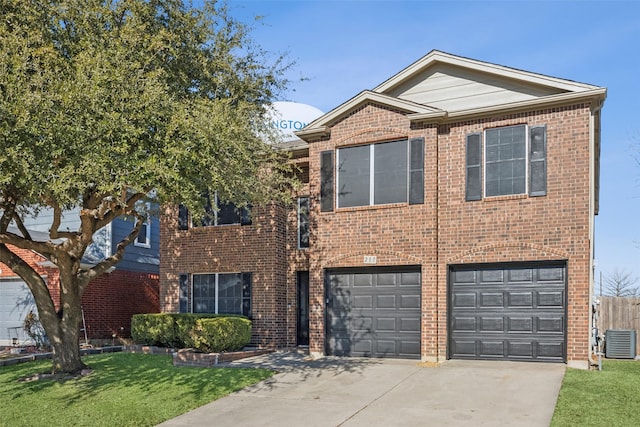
[[409, 88, 607, 123], [296, 90, 443, 140]]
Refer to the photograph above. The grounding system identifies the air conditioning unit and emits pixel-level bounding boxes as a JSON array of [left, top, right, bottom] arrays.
[[605, 329, 637, 359]]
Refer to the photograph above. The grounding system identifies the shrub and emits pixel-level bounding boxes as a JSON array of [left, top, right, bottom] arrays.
[[131, 313, 251, 350], [131, 314, 176, 347], [191, 317, 252, 353]]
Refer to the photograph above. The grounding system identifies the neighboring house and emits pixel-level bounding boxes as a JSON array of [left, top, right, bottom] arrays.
[[0, 209, 160, 346], [160, 50, 606, 369]]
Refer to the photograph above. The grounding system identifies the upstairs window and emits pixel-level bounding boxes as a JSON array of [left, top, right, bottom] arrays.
[[178, 192, 251, 230], [332, 138, 424, 209], [466, 124, 546, 200]]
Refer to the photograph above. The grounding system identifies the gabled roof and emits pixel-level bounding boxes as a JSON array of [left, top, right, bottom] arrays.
[[297, 50, 606, 140]]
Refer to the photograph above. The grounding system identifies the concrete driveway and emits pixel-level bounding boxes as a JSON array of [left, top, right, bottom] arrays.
[[158, 352, 565, 427]]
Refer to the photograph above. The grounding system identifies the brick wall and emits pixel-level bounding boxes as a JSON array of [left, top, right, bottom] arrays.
[[159, 203, 295, 348], [81, 269, 159, 339], [305, 102, 593, 364]]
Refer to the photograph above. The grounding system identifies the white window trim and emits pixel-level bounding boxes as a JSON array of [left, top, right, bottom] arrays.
[[134, 202, 152, 248], [482, 124, 529, 198]]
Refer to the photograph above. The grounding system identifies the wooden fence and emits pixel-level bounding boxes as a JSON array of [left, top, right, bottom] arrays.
[[596, 296, 640, 356]]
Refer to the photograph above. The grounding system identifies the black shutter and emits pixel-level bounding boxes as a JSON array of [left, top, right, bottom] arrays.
[[529, 125, 547, 196], [179, 273, 189, 313], [240, 205, 252, 225], [178, 205, 189, 230], [465, 133, 482, 201], [409, 137, 425, 205], [241, 273, 252, 318], [320, 151, 334, 212]]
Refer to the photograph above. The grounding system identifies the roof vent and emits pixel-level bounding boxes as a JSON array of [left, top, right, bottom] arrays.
[[605, 329, 637, 359]]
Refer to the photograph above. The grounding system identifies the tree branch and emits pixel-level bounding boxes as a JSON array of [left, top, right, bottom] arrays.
[[78, 212, 144, 293]]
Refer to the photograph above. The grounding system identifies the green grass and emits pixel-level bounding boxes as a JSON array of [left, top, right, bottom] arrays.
[[552, 360, 640, 426], [0, 352, 273, 427]]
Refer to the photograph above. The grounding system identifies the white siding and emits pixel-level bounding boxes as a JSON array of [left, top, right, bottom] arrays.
[[385, 64, 563, 112]]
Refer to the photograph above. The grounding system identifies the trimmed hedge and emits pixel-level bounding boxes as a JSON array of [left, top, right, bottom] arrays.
[[131, 313, 250, 350], [191, 317, 252, 353]]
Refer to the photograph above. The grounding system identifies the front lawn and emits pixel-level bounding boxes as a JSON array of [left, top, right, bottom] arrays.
[[0, 352, 273, 427], [552, 360, 640, 426]]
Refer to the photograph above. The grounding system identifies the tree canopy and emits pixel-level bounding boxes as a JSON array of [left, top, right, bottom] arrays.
[[0, 0, 296, 373]]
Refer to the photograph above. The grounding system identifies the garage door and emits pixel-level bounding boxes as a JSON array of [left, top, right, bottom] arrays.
[[326, 267, 421, 359], [449, 263, 566, 362], [0, 279, 37, 346]]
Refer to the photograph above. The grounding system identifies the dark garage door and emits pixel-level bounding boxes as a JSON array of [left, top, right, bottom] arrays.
[[449, 263, 566, 362], [326, 267, 421, 359]]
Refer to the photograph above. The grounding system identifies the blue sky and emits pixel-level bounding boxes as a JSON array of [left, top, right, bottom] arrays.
[[228, 0, 640, 285]]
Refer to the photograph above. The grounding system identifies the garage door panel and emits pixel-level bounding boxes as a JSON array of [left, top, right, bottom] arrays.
[[480, 269, 504, 284], [453, 292, 476, 307], [376, 294, 396, 309], [537, 291, 564, 307], [400, 317, 420, 332], [480, 340, 505, 357], [449, 263, 566, 363], [507, 317, 533, 333], [327, 268, 421, 359], [537, 317, 564, 334], [376, 317, 396, 332], [453, 317, 476, 331], [480, 292, 504, 307], [480, 317, 504, 332], [353, 295, 373, 309], [400, 294, 420, 309], [507, 292, 534, 307]]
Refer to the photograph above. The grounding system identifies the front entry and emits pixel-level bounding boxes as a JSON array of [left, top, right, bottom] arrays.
[[297, 271, 309, 346]]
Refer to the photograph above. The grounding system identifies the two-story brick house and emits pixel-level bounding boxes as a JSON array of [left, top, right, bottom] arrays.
[[160, 50, 605, 369]]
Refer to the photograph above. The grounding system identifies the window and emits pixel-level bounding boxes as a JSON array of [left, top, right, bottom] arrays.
[[190, 273, 251, 316], [466, 124, 547, 200], [178, 192, 251, 229], [132, 201, 151, 248], [298, 197, 309, 249], [332, 138, 424, 209]]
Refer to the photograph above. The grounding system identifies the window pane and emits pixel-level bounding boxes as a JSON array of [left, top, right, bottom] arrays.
[[218, 273, 242, 315], [374, 140, 408, 205], [217, 201, 241, 225], [485, 125, 526, 196], [338, 145, 370, 207], [193, 274, 215, 313]]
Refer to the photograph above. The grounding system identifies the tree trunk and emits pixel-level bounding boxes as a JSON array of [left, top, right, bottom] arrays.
[[49, 314, 87, 374], [44, 262, 88, 375]]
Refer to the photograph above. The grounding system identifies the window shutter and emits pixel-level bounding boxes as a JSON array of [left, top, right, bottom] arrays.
[[240, 205, 252, 226], [320, 151, 334, 212], [241, 273, 252, 318], [178, 205, 189, 230], [466, 133, 482, 201], [529, 125, 547, 196], [409, 137, 425, 205], [179, 273, 189, 313]]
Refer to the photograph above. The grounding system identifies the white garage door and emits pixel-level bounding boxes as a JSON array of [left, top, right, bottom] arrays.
[[0, 279, 37, 346]]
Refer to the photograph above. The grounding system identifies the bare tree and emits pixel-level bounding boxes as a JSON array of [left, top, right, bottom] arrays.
[[603, 268, 640, 297]]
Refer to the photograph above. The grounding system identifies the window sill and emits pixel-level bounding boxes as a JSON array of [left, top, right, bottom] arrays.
[[482, 193, 529, 202], [334, 202, 410, 213]]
